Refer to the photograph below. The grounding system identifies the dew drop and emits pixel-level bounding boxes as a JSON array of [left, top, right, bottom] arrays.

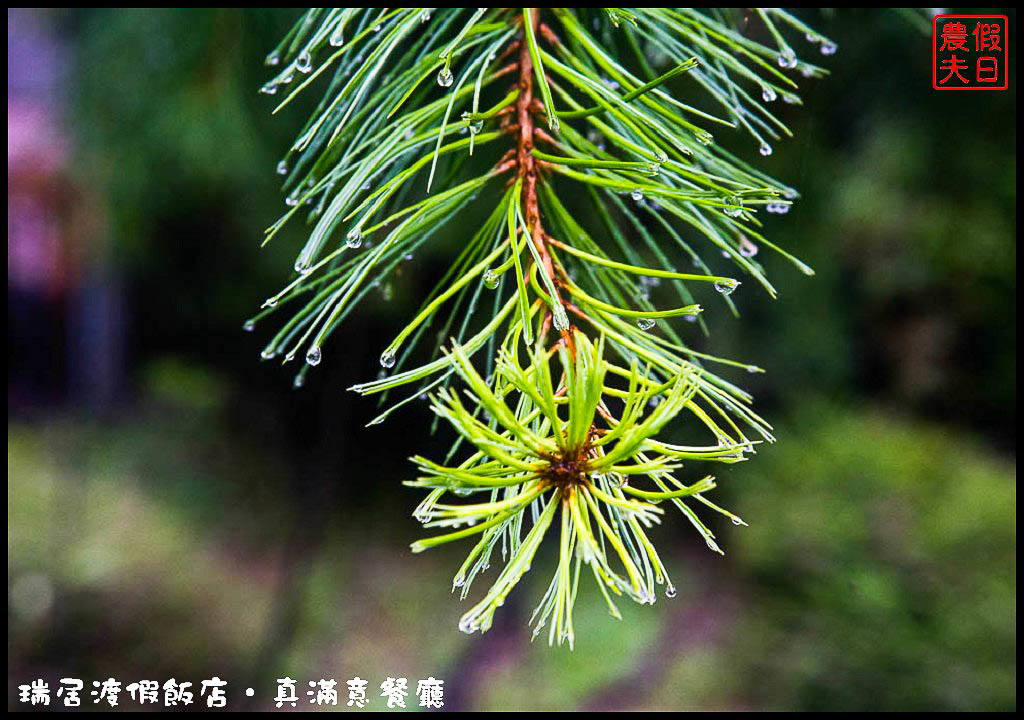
[[261, 348, 276, 360], [820, 42, 837, 56], [630, 188, 644, 202], [373, 24, 381, 32], [636, 317, 656, 331], [722, 196, 744, 218], [777, 49, 798, 69], [293, 374, 305, 389], [243, 319, 255, 332], [759, 142, 773, 156], [296, 50, 312, 73], [380, 350, 396, 369], [732, 516, 747, 525], [552, 310, 569, 332], [345, 228, 363, 249], [419, 10, 431, 22], [260, 82, 279, 96], [665, 583, 677, 598], [714, 279, 740, 296], [437, 68, 454, 88], [483, 270, 499, 290], [468, 118, 483, 134], [761, 85, 777, 102], [305, 346, 322, 366], [294, 259, 311, 275], [329, 27, 345, 46], [265, 50, 281, 67]]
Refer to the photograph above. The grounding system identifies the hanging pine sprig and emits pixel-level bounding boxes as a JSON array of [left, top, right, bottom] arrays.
[[249, 7, 833, 645]]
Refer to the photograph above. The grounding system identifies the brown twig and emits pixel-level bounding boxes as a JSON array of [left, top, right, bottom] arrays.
[[539, 21, 562, 47], [514, 8, 570, 341]]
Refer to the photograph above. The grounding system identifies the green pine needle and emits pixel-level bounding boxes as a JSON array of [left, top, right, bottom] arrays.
[[250, 7, 832, 645]]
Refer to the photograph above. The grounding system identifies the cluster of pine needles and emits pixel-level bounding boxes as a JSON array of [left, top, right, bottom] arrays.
[[250, 8, 833, 645]]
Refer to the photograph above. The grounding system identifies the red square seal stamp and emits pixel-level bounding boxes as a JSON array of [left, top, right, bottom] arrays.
[[933, 14, 1009, 90]]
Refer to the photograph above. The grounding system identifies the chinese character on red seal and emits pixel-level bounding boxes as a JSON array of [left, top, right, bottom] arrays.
[[939, 21, 970, 52], [933, 14, 1008, 90]]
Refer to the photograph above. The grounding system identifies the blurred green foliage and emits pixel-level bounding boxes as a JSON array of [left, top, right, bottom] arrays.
[[66, 8, 310, 353], [9, 400, 1014, 710], [732, 403, 1016, 711]]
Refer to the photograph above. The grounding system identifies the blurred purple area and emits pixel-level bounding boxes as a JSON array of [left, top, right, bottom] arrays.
[[9, 8, 123, 413]]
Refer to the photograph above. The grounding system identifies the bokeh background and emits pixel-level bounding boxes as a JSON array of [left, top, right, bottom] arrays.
[[8, 8, 1016, 711]]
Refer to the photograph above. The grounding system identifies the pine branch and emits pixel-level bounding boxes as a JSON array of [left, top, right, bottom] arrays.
[[249, 7, 833, 645]]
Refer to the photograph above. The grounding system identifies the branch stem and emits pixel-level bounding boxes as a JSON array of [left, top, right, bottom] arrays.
[[515, 8, 567, 340]]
